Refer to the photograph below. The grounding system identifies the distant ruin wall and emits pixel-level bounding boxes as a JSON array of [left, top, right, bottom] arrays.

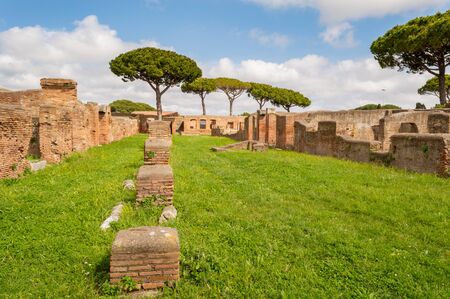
[[111, 116, 139, 142], [0, 78, 139, 179], [0, 104, 33, 178], [294, 121, 371, 163], [390, 134, 450, 176]]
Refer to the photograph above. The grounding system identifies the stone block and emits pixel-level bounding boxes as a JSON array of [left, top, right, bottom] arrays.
[[159, 205, 177, 224], [144, 138, 172, 165], [136, 165, 174, 205], [29, 160, 47, 172], [110, 226, 180, 290]]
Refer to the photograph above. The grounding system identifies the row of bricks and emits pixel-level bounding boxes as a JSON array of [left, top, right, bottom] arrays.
[[110, 274, 179, 284], [110, 263, 178, 272], [137, 179, 173, 186], [110, 259, 179, 267], [110, 269, 178, 277], [111, 252, 179, 261], [144, 161, 170, 165]]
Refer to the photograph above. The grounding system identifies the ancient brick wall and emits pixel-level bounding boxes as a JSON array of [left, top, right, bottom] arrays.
[[294, 120, 371, 162], [0, 78, 140, 179], [379, 110, 436, 150], [336, 136, 371, 163], [86, 103, 100, 147], [428, 113, 449, 134], [0, 90, 43, 119], [265, 112, 277, 146], [390, 134, 450, 176], [99, 105, 112, 145], [276, 114, 306, 149], [180, 115, 245, 136], [110, 116, 139, 142], [257, 112, 267, 143], [39, 105, 73, 163], [0, 104, 32, 178]]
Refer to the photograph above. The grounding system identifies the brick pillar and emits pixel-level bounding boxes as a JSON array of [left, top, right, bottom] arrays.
[[257, 111, 266, 143], [99, 105, 112, 145], [148, 120, 171, 138], [144, 138, 172, 165], [110, 226, 180, 290], [40, 78, 77, 106], [39, 105, 73, 163], [86, 102, 100, 146], [265, 111, 277, 146], [136, 165, 174, 205], [246, 115, 254, 141]]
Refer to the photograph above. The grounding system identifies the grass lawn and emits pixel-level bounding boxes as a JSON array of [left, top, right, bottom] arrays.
[[0, 134, 449, 298]]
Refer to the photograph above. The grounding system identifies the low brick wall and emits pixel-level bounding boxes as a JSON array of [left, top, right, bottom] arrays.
[[390, 133, 450, 176], [110, 226, 180, 290]]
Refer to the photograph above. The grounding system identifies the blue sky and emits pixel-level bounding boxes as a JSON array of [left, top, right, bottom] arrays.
[[0, 0, 449, 114]]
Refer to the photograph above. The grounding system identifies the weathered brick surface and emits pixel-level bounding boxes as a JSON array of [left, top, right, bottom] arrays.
[[178, 116, 245, 136], [136, 165, 174, 205], [144, 138, 172, 165], [110, 227, 180, 290], [39, 105, 73, 163], [0, 78, 139, 178], [428, 113, 449, 134], [0, 104, 32, 178], [148, 120, 172, 138], [390, 134, 450, 176]]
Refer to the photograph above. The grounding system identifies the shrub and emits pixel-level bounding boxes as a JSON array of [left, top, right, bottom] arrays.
[[355, 103, 401, 110], [110, 99, 155, 113]]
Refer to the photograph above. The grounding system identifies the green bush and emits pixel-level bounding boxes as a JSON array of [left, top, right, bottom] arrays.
[[110, 99, 155, 113], [355, 103, 401, 110]]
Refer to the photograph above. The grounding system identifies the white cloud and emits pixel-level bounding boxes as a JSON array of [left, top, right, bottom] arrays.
[[249, 28, 291, 48], [206, 55, 435, 111], [246, 0, 449, 24], [0, 15, 439, 116], [320, 22, 357, 48]]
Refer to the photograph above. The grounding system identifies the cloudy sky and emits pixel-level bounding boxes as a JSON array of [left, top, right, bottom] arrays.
[[0, 0, 449, 114]]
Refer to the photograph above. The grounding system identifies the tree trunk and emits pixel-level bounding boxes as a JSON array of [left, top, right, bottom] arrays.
[[229, 98, 233, 116], [286, 106, 290, 112], [155, 87, 162, 121], [259, 101, 264, 110], [201, 94, 206, 115], [438, 55, 447, 105]]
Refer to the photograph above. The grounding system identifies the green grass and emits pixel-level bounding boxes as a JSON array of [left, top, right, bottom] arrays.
[[0, 134, 449, 298], [0, 134, 149, 298], [164, 136, 450, 298]]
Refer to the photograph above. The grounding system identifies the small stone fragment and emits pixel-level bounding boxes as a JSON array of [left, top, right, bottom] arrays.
[[100, 203, 124, 230], [159, 205, 177, 223], [29, 160, 47, 172], [123, 179, 135, 190]]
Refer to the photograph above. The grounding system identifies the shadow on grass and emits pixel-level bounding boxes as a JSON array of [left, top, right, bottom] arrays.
[[94, 253, 111, 294]]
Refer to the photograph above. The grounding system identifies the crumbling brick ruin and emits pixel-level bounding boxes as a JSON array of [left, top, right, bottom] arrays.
[[224, 108, 450, 177], [0, 78, 139, 178], [137, 121, 174, 205], [110, 226, 180, 290]]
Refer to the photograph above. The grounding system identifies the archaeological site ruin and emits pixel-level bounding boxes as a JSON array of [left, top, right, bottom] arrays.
[[1, 78, 449, 179], [0, 78, 138, 179]]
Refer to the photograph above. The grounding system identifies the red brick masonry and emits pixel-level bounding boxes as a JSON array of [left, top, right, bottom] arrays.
[[110, 226, 180, 290], [136, 165, 174, 205]]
